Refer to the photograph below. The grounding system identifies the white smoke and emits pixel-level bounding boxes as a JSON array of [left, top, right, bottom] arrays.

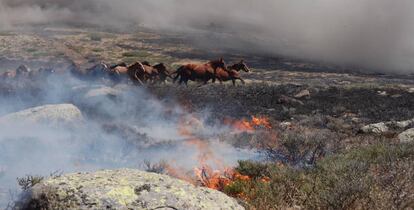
[[1, 0, 414, 73], [0, 73, 257, 207]]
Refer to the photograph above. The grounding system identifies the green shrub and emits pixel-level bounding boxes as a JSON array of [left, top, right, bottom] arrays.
[[235, 160, 269, 179], [229, 143, 414, 209]]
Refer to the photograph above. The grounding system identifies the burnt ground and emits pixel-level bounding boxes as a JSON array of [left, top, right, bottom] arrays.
[[151, 83, 414, 124]]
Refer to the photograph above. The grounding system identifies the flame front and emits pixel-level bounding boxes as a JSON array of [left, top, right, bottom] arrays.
[[194, 165, 250, 191], [226, 116, 272, 132], [165, 114, 271, 197]]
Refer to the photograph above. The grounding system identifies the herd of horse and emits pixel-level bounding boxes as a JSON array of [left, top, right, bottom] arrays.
[[0, 58, 251, 87], [86, 58, 251, 86]]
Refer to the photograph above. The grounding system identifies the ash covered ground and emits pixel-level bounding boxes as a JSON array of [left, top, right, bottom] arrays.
[[1, 26, 414, 209]]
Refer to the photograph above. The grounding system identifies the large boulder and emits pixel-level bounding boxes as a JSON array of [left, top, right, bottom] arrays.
[[398, 128, 414, 143], [0, 104, 83, 125], [16, 169, 244, 210]]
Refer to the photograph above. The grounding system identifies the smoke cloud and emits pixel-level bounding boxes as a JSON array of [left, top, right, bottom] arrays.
[[1, 0, 413, 73], [0, 72, 258, 207]]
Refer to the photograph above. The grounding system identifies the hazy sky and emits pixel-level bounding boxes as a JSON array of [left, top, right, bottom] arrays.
[[1, 0, 414, 73]]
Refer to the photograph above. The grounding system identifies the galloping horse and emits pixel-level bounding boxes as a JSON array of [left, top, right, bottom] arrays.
[[152, 63, 171, 84], [86, 62, 111, 79], [227, 60, 251, 72], [111, 61, 146, 85], [141, 61, 161, 83], [214, 68, 246, 86], [173, 58, 227, 86], [211, 60, 251, 85]]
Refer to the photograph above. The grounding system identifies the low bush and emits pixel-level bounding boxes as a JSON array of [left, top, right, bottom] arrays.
[[227, 143, 414, 209]]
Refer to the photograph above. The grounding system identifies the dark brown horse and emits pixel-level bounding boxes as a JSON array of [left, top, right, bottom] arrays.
[[152, 63, 171, 84], [172, 58, 227, 86], [209, 60, 250, 85], [227, 60, 251, 72]]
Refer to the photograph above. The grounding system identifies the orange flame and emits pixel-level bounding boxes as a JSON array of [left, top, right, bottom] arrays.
[[225, 116, 272, 132], [194, 165, 251, 191], [166, 113, 272, 199]]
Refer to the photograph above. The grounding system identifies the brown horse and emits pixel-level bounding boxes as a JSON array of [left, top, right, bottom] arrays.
[[227, 60, 251, 72], [173, 58, 227, 86], [111, 62, 146, 85], [152, 63, 171, 84], [214, 68, 246, 86], [141, 61, 161, 83], [209, 60, 250, 85]]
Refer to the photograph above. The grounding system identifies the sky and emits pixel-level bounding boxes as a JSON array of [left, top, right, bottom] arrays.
[[0, 0, 414, 73]]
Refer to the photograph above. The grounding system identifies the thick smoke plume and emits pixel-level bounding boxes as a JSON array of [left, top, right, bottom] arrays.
[[0, 72, 257, 207], [1, 0, 414, 73]]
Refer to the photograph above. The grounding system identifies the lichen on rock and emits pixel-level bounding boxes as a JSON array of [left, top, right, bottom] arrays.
[[15, 169, 244, 210]]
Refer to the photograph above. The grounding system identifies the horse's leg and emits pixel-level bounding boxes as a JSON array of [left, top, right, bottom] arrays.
[[239, 78, 246, 84], [134, 73, 145, 86], [216, 76, 223, 84], [173, 74, 179, 83], [232, 79, 236, 86], [178, 77, 184, 86]]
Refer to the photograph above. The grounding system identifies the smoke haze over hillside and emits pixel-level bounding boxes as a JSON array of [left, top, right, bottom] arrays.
[[1, 0, 414, 73]]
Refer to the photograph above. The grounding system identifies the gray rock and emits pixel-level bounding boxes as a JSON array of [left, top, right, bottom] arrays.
[[361, 122, 389, 134], [294, 89, 310, 98], [0, 104, 83, 125], [398, 128, 414, 143], [16, 169, 244, 210], [389, 119, 414, 129]]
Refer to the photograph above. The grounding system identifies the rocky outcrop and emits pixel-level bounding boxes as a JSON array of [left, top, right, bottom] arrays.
[[0, 104, 83, 125], [398, 128, 414, 143], [16, 169, 244, 210], [360, 119, 414, 135]]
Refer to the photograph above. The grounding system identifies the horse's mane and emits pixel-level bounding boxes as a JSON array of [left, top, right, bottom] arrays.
[[228, 63, 238, 69], [128, 62, 145, 70], [129, 61, 141, 67], [153, 63, 165, 68]]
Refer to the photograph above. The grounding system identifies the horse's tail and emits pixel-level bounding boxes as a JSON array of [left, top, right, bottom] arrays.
[[172, 66, 184, 83]]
